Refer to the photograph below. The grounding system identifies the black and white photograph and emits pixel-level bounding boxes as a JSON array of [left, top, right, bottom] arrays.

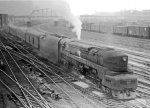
[[0, 0, 150, 108]]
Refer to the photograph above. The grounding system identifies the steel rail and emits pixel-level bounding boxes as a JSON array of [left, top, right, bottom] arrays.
[[0, 49, 34, 108], [0, 68, 49, 108], [0, 77, 30, 108], [0, 40, 51, 108], [2, 32, 103, 108], [2, 31, 143, 108], [4, 33, 101, 108], [15, 41, 128, 108]]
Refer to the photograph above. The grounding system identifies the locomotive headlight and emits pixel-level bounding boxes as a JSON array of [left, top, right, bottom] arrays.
[[122, 57, 127, 61]]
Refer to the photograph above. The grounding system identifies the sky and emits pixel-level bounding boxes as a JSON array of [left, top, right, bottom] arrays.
[[0, 0, 150, 16], [0, 1, 34, 15], [65, 0, 150, 15]]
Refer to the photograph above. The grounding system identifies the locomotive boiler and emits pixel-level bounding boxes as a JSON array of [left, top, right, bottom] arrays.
[[6, 25, 137, 99]]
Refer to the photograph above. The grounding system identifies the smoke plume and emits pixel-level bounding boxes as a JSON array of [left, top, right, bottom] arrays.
[[70, 14, 82, 40], [33, 0, 82, 40]]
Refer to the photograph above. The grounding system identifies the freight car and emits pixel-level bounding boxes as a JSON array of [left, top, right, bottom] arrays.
[[113, 25, 150, 39], [128, 26, 140, 37], [139, 26, 150, 38], [82, 22, 150, 39], [113, 26, 128, 36], [90, 23, 100, 32], [6, 25, 137, 100], [82, 22, 114, 33], [0, 14, 8, 29], [128, 26, 150, 38]]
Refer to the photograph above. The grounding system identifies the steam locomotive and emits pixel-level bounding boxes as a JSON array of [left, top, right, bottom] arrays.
[[5, 25, 137, 99]]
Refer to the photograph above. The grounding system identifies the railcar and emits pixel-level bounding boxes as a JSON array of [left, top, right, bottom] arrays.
[[6, 25, 137, 100], [128, 26, 140, 37], [113, 26, 128, 36], [138, 26, 150, 38], [113, 25, 150, 39], [91, 24, 100, 32], [82, 22, 150, 39]]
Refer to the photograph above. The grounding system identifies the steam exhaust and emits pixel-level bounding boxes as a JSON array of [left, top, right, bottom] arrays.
[[33, 0, 82, 40], [58, 0, 82, 40], [69, 14, 82, 40]]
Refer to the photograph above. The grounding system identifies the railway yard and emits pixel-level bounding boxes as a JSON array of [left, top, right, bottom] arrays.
[[0, 23, 149, 108], [38, 23, 150, 107], [1, 0, 150, 107]]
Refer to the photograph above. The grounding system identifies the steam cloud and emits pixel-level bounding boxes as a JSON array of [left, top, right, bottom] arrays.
[[34, 0, 82, 40], [70, 14, 82, 40]]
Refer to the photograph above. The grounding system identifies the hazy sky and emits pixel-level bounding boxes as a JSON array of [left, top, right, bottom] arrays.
[[66, 0, 150, 15], [33, 0, 150, 15], [0, 0, 150, 16], [0, 1, 34, 15]]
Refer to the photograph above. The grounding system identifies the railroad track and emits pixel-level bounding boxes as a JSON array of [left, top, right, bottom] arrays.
[[33, 28, 150, 107], [0, 34, 81, 108], [79, 38, 150, 97], [0, 39, 52, 108], [81, 37, 150, 100], [128, 61, 150, 98], [0, 32, 143, 108], [0, 32, 106, 108]]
